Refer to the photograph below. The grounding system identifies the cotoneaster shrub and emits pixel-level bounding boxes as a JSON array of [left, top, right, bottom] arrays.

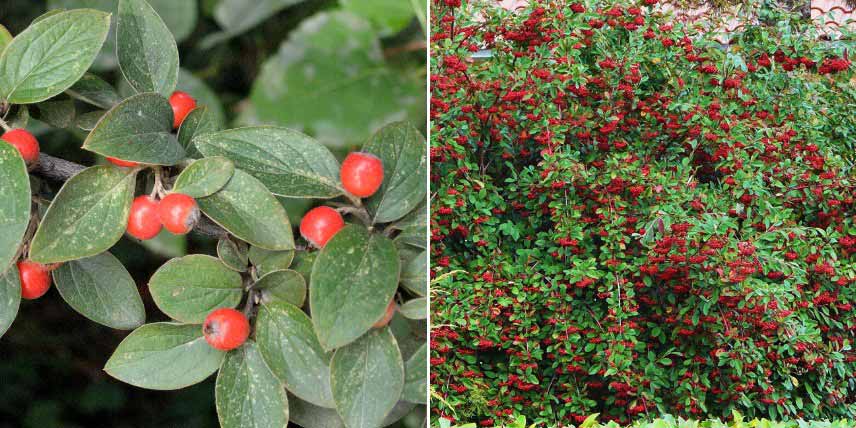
[[430, 0, 855, 426]]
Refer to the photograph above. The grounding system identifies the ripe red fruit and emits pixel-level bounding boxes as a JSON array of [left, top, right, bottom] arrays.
[[157, 193, 199, 235], [1, 128, 40, 164], [340, 152, 384, 198], [373, 299, 397, 328], [17, 261, 51, 300], [169, 90, 196, 129], [203, 308, 250, 351], [127, 195, 162, 240], [107, 157, 139, 168], [299, 206, 344, 248]]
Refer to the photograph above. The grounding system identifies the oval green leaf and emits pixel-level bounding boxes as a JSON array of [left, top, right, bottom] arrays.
[[256, 302, 335, 408], [104, 322, 225, 390], [0, 24, 12, 53], [288, 394, 345, 428], [216, 341, 289, 428], [117, 0, 179, 96], [217, 239, 248, 272], [173, 156, 235, 198], [0, 9, 111, 104], [66, 73, 121, 109], [82, 92, 185, 165], [391, 200, 426, 250], [29, 166, 137, 264], [0, 267, 21, 338], [53, 251, 145, 330], [364, 122, 427, 224], [398, 298, 426, 320], [178, 106, 219, 157], [198, 169, 294, 251], [330, 328, 404, 428], [402, 342, 426, 404], [310, 225, 400, 350], [0, 143, 30, 273], [148, 254, 243, 324], [256, 270, 305, 307], [193, 127, 343, 198]]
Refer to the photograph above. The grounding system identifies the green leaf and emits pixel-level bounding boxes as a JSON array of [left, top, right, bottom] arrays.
[[400, 250, 426, 297], [246, 11, 425, 147], [391, 200, 426, 250], [104, 322, 225, 390], [148, 254, 243, 324], [213, 0, 307, 37], [198, 169, 295, 250], [401, 342, 426, 404], [256, 302, 335, 408], [178, 106, 219, 157], [36, 99, 76, 128], [364, 122, 427, 224], [289, 251, 316, 283], [248, 245, 294, 277], [76, 110, 106, 131], [53, 252, 145, 330], [310, 225, 400, 350], [0, 9, 110, 104], [138, 228, 187, 258], [177, 68, 225, 128], [256, 270, 306, 307], [66, 73, 121, 109], [82, 92, 185, 165], [399, 298, 426, 320], [330, 328, 404, 428], [193, 127, 343, 198], [29, 166, 137, 264], [0, 268, 21, 338], [173, 156, 235, 198], [117, 0, 179, 96], [216, 341, 289, 428], [0, 143, 30, 273], [217, 239, 248, 272], [340, 0, 415, 37]]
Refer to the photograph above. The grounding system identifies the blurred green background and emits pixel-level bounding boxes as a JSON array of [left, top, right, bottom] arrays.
[[0, 0, 426, 426]]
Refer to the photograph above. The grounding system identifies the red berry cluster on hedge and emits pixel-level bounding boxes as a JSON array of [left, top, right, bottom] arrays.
[[429, 0, 855, 425]]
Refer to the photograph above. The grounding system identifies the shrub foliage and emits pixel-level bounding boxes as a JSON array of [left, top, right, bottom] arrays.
[[430, 0, 856, 425]]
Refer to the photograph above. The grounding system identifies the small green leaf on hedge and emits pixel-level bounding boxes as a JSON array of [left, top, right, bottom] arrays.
[[216, 341, 289, 428], [217, 239, 248, 272], [399, 298, 426, 320], [256, 301, 335, 409], [0, 268, 21, 339], [364, 122, 427, 224], [330, 327, 404, 428], [0, 9, 111, 104], [29, 166, 137, 264], [310, 224, 400, 350], [82, 92, 185, 165], [173, 156, 235, 198], [148, 254, 243, 324], [399, 250, 426, 297], [391, 200, 426, 250], [117, 0, 179, 96], [178, 106, 219, 157], [193, 127, 344, 199], [256, 270, 306, 307], [248, 245, 294, 277], [53, 252, 146, 330], [198, 169, 295, 251], [104, 322, 225, 390], [0, 24, 11, 52], [0, 143, 30, 273], [66, 73, 121, 109]]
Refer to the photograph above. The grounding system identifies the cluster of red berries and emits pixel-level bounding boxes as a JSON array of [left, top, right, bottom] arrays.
[[127, 193, 199, 239]]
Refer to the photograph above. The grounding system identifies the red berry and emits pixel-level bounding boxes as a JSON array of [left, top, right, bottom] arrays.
[[169, 90, 196, 129], [299, 206, 344, 248], [1, 129, 40, 164], [127, 195, 162, 240], [203, 308, 250, 351], [372, 299, 397, 328], [107, 157, 139, 168], [157, 193, 199, 235], [340, 152, 384, 198], [17, 261, 51, 300]]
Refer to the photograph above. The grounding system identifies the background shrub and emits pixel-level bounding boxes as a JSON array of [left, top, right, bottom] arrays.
[[430, 0, 855, 426]]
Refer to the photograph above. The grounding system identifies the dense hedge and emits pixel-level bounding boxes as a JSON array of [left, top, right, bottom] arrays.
[[430, 0, 856, 426], [441, 413, 856, 428]]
